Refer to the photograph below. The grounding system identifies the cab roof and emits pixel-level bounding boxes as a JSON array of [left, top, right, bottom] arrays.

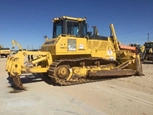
[[52, 16, 86, 22]]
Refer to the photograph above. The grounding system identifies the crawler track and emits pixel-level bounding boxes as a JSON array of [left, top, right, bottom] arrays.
[[48, 57, 120, 86]]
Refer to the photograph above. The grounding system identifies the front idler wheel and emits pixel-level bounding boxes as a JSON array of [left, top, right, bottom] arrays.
[[56, 65, 70, 79]]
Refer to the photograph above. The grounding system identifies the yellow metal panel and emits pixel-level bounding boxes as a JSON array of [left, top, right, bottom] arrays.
[[55, 36, 89, 55], [26, 67, 49, 73]]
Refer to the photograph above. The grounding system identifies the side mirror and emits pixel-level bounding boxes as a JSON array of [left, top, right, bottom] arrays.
[[87, 32, 92, 36], [44, 36, 48, 40]]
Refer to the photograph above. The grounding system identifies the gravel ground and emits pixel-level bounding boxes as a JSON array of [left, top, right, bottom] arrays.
[[0, 58, 153, 115]]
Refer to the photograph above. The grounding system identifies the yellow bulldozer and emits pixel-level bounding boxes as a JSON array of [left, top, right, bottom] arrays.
[[5, 16, 143, 90], [0, 45, 10, 58]]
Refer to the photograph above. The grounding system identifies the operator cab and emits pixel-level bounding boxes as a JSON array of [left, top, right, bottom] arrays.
[[52, 16, 87, 38], [145, 42, 153, 48]]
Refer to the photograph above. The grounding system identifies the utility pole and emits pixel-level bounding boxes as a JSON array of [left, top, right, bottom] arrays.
[[148, 33, 149, 42]]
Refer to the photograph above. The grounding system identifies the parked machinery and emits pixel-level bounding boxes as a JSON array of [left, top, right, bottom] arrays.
[[0, 45, 10, 58], [10, 39, 23, 54], [142, 41, 153, 61], [129, 44, 141, 53], [5, 16, 143, 90], [129, 43, 144, 61], [12, 40, 22, 51], [130, 42, 153, 62]]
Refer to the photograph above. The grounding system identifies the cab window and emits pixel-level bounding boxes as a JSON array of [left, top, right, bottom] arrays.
[[67, 21, 79, 36]]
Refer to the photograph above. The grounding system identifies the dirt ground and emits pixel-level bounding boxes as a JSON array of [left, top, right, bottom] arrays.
[[0, 58, 153, 115]]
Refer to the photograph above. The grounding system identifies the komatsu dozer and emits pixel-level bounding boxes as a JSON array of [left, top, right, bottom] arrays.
[[5, 16, 144, 90]]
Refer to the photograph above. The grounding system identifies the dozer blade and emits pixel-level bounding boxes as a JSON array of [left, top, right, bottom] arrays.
[[12, 75, 26, 90], [89, 69, 136, 77], [136, 54, 144, 76], [89, 54, 144, 77]]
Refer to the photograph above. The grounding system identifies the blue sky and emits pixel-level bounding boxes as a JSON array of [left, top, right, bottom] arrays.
[[0, 0, 153, 49]]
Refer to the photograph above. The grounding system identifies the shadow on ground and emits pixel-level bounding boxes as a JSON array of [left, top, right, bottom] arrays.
[[6, 73, 139, 93], [142, 61, 153, 64], [7, 73, 56, 93]]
